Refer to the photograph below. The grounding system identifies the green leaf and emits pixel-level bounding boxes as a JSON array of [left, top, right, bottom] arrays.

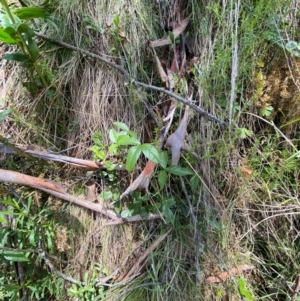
[[121, 209, 130, 218], [238, 127, 253, 139], [17, 23, 34, 38], [0, 28, 17, 44], [4, 251, 30, 262], [262, 105, 274, 117], [128, 130, 138, 139], [12, 7, 49, 20], [0, 13, 22, 29], [113, 15, 120, 27], [17, 25, 39, 62], [117, 135, 140, 146], [46, 88, 55, 99], [29, 230, 36, 246], [140, 208, 149, 219], [162, 205, 174, 224], [109, 128, 118, 143], [92, 132, 102, 146], [0, 109, 12, 122], [0, 214, 7, 223], [104, 160, 117, 171], [165, 166, 194, 176], [140, 144, 160, 163], [168, 31, 175, 43], [190, 175, 199, 190], [126, 146, 141, 172], [108, 143, 118, 155], [113, 121, 129, 131], [238, 277, 253, 301], [46, 18, 60, 34], [159, 151, 168, 169], [158, 170, 167, 190], [163, 198, 176, 207], [92, 137, 102, 146], [28, 38, 39, 62], [99, 190, 113, 200], [3, 52, 30, 62], [113, 201, 122, 214]]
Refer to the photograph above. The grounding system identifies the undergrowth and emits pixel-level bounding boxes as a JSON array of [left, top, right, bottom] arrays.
[[0, 0, 300, 300]]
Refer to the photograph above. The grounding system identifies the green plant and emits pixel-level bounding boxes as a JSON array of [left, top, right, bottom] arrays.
[[0, 1, 51, 90], [0, 109, 11, 122], [266, 14, 300, 57], [91, 121, 161, 172], [0, 195, 64, 300], [68, 265, 105, 300], [238, 277, 253, 300], [108, 14, 127, 55]]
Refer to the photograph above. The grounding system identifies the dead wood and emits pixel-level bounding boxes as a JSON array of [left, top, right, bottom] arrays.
[[0, 169, 66, 193], [148, 16, 190, 48], [120, 160, 156, 200], [0, 143, 128, 171], [165, 105, 190, 165], [0, 169, 121, 221]]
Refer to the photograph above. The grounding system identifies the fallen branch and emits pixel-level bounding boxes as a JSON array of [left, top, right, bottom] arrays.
[[0, 144, 100, 170], [35, 32, 227, 127], [0, 169, 164, 225], [0, 169, 66, 193], [0, 143, 126, 171], [0, 169, 121, 221]]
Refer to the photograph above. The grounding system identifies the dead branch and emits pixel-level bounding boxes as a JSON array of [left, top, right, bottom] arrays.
[[0, 169, 66, 193], [0, 169, 121, 221], [0, 143, 127, 171], [35, 32, 227, 127]]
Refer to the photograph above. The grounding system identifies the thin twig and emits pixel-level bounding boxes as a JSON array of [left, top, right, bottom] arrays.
[[40, 249, 83, 285], [35, 32, 227, 127]]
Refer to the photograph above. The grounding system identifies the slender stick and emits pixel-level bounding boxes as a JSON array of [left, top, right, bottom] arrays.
[[35, 32, 227, 127]]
